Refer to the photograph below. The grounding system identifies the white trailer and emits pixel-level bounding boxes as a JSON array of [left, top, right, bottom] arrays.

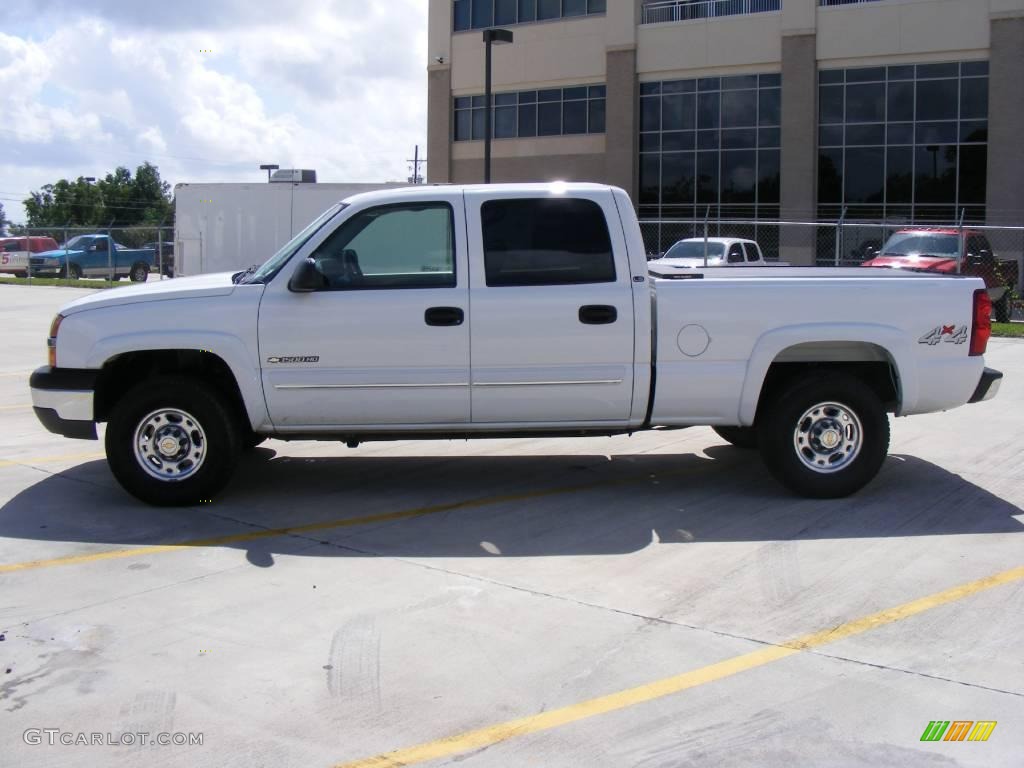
[[173, 182, 407, 276]]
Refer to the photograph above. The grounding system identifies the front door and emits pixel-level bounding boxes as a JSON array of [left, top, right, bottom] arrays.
[[258, 193, 471, 429], [464, 190, 636, 425]]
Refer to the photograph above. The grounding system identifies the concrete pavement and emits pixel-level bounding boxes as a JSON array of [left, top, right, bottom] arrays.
[[0, 284, 1021, 767]]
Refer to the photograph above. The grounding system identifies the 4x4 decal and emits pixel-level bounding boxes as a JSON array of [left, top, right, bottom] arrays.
[[919, 325, 968, 346]]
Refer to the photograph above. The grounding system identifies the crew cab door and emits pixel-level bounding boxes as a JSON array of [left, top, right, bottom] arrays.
[[257, 191, 470, 429], [465, 190, 636, 425]]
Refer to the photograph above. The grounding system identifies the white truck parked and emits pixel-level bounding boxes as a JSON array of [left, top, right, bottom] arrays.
[[30, 183, 1002, 506], [650, 237, 780, 269]]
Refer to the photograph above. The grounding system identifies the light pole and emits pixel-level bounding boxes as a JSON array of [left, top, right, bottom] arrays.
[[259, 164, 280, 182], [482, 28, 514, 184]]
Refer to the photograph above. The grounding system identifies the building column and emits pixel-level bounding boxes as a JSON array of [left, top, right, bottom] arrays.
[[605, 46, 638, 200], [986, 15, 1024, 229], [427, 66, 452, 184], [779, 33, 817, 266]]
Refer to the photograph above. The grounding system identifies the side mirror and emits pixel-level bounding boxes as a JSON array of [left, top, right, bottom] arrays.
[[289, 258, 327, 293]]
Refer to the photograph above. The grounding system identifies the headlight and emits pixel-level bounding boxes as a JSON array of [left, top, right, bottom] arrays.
[[47, 314, 63, 367]]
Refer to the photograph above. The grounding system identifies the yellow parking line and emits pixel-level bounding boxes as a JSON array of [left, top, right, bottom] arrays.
[[0, 372, 30, 378], [0, 404, 31, 411], [0, 471, 664, 575], [334, 565, 1024, 768], [0, 451, 105, 470]]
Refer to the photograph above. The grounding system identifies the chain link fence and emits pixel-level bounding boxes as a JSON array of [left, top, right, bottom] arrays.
[[0, 225, 175, 287]]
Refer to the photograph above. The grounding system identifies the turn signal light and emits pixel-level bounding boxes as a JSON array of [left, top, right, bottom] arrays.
[[47, 314, 63, 368], [970, 289, 991, 357]]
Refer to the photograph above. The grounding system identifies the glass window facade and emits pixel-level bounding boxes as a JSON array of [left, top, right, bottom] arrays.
[[818, 61, 989, 223], [454, 85, 606, 141], [454, 0, 606, 31], [638, 73, 781, 221]]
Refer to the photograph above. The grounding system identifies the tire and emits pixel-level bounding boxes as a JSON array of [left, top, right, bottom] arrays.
[[757, 373, 889, 499], [242, 432, 268, 452], [105, 376, 241, 506], [993, 293, 1011, 323], [712, 425, 759, 449], [65, 263, 83, 280], [130, 263, 149, 283]]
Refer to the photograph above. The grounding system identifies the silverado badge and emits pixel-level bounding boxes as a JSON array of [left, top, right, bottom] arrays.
[[266, 356, 320, 364], [918, 325, 968, 346]]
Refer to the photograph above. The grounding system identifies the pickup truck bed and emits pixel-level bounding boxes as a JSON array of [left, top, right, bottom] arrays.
[[29, 183, 1002, 506]]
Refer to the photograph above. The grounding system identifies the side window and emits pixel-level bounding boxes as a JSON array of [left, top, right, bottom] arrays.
[[93, 239, 109, 252], [309, 203, 455, 290], [744, 243, 761, 262], [976, 235, 993, 254], [481, 198, 615, 287], [727, 244, 744, 264]]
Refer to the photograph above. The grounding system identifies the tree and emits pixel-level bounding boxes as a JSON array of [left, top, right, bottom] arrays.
[[23, 163, 174, 228], [0, 202, 8, 236]]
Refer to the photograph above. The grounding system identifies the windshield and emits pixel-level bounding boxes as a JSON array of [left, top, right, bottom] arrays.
[[63, 235, 93, 250], [662, 240, 726, 260], [249, 203, 346, 283], [882, 233, 959, 258]]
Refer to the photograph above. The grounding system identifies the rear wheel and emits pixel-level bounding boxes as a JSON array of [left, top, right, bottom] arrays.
[[712, 425, 758, 449], [757, 373, 889, 499], [130, 262, 149, 282], [105, 377, 240, 506]]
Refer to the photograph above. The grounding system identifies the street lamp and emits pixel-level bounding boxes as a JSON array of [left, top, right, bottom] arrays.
[[482, 28, 514, 184], [259, 164, 280, 182]]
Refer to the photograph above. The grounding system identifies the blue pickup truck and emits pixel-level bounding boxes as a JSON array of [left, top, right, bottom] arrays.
[[30, 235, 155, 282]]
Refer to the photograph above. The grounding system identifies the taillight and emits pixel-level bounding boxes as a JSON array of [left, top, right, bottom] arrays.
[[47, 314, 63, 368], [970, 289, 991, 357]]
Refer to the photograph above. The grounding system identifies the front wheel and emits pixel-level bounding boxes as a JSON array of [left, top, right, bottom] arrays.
[[65, 263, 83, 280], [758, 374, 889, 499], [105, 377, 240, 506]]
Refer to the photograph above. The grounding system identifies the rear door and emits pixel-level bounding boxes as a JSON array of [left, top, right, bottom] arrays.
[[465, 190, 636, 425]]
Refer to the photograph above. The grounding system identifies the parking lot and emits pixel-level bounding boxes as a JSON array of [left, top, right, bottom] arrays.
[[0, 284, 1022, 767]]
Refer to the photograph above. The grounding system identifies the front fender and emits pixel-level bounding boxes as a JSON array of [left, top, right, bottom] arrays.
[[86, 331, 269, 430], [738, 323, 915, 425]]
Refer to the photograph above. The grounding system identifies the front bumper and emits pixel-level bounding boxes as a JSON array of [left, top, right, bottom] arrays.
[[969, 367, 1003, 404], [30, 366, 99, 440]]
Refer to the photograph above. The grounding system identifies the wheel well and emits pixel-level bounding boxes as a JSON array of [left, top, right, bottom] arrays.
[[754, 345, 900, 423], [94, 350, 247, 426]]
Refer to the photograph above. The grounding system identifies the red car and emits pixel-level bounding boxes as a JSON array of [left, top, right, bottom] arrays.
[[862, 228, 1018, 322], [0, 236, 60, 277]]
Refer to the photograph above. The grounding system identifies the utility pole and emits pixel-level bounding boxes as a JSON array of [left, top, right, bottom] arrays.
[[407, 145, 427, 184]]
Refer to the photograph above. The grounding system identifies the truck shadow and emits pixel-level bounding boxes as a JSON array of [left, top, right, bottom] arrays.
[[0, 447, 1021, 566]]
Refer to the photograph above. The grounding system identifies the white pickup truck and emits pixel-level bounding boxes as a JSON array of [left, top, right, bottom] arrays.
[[30, 183, 1002, 506]]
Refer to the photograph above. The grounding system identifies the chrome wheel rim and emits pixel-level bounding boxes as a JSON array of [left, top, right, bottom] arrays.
[[132, 266, 146, 281], [792, 401, 862, 474], [133, 408, 207, 481]]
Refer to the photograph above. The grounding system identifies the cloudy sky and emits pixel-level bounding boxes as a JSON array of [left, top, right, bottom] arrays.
[[0, 0, 428, 223]]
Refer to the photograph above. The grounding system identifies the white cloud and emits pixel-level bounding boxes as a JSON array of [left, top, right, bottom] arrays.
[[0, 1, 428, 224]]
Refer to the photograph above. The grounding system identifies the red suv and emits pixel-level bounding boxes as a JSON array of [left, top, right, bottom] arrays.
[[861, 229, 1018, 322]]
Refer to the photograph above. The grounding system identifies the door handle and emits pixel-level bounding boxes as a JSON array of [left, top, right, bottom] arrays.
[[578, 305, 618, 325], [425, 307, 465, 327]]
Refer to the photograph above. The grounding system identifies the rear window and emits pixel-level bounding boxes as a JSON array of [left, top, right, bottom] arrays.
[[481, 198, 616, 287]]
